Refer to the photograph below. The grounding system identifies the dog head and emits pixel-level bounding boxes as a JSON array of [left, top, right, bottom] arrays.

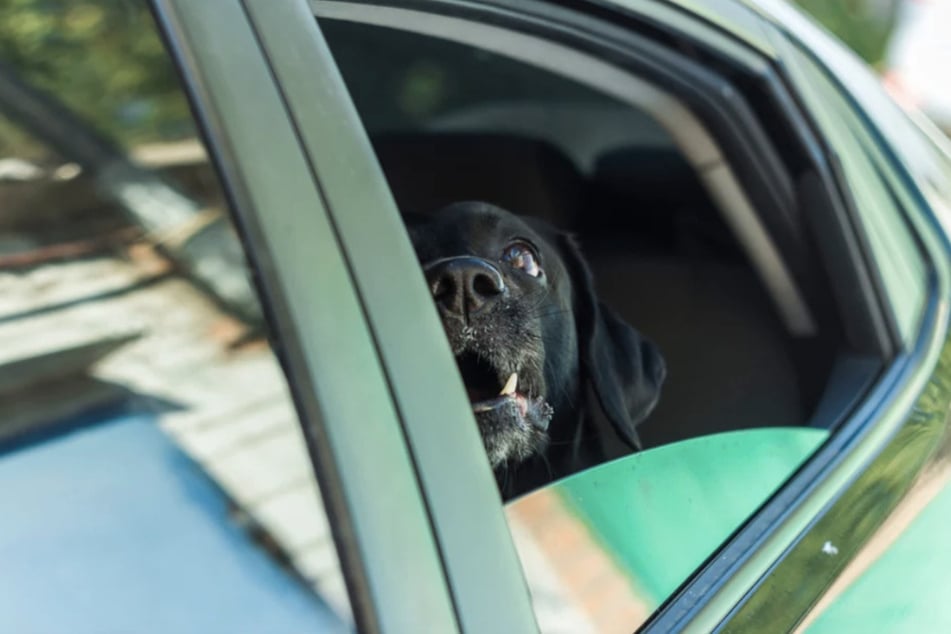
[[406, 201, 665, 470]]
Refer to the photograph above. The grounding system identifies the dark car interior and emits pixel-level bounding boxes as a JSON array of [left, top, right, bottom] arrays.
[[321, 18, 859, 450]]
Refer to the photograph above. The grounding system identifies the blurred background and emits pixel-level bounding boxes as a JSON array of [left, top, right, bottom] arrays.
[[795, 0, 951, 136], [0, 0, 948, 163]]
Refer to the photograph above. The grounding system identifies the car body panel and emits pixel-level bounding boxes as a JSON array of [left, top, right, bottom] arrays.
[[163, 0, 951, 631], [805, 458, 951, 633], [610, 3, 951, 630], [723, 330, 951, 632], [698, 6, 951, 632], [507, 428, 827, 613]]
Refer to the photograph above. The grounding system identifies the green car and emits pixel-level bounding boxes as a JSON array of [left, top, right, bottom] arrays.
[[1, 0, 950, 632]]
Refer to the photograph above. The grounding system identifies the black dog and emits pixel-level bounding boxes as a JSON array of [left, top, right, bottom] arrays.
[[406, 201, 665, 498]]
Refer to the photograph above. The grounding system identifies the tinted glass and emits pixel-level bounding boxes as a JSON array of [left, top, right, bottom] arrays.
[[0, 3, 351, 631]]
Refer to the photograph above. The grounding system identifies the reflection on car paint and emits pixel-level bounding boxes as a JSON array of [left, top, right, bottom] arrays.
[[507, 427, 828, 632], [805, 456, 951, 632], [724, 335, 951, 633]]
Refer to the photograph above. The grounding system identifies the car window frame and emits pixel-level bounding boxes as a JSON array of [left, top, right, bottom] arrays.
[[662, 16, 951, 633], [235, 2, 542, 632], [302, 0, 931, 631], [148, 0, 480, 631], [366, 1, 948, 631], [773, 38, 929, 349], [308, 0, 908, 356], [704, 18, 951, 631]]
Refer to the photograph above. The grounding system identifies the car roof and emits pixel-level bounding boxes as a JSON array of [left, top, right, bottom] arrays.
[[583, 0, 777, 56], [593, 0, 867, 67]]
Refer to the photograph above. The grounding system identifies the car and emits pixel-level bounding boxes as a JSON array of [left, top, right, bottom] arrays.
[[1, 0, 950, 632]]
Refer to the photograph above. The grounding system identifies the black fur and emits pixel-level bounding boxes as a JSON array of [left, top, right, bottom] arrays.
[[406, 202, 665, 499]]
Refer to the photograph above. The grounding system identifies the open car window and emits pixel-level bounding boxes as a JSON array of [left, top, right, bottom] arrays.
[[312, 6, 884, 630], [316, 13, 821, 444]]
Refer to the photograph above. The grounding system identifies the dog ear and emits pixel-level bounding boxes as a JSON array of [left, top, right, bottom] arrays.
[[558, 234, 666, 450]]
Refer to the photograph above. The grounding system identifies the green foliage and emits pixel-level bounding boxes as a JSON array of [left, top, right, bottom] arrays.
[[0, 0, 194, 151], [794, 0, 901, 68]]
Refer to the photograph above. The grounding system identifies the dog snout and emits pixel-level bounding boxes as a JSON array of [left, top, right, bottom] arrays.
[[425, 256, 506, 318]]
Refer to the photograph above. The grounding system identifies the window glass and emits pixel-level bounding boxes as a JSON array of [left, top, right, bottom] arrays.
[[784, 45, 928, 345], [0, 3, 351, 631], [320, 15, 828, 631]]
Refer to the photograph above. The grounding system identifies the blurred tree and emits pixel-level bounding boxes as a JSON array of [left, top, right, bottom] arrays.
[[794, 0, 902, 69], [0, 0, 194, 150], [0, 0, 906, 153]]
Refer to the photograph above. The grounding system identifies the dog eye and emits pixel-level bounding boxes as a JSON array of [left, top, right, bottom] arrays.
[[502, 242, 542, 277]]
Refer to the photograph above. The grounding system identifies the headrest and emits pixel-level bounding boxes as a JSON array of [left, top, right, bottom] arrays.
[[372, 133, 583, 227], [592, 147, 707, 208]]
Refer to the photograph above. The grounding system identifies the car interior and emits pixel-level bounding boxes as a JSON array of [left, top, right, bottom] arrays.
[[319, 16, 879, 452]]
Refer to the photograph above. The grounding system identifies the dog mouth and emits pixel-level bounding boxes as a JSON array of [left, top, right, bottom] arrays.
[[455, 351, 553, 434]]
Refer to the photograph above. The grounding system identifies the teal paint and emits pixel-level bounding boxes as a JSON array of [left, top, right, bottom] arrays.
[[552, 428, 827, 604]]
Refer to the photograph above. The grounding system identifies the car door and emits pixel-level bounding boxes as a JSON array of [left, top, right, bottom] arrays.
[[149, 0, 538, 632], [269, 1, 948, 633]]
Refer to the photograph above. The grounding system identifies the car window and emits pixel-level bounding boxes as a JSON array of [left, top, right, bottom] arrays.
[[317, 13, 834, 631], [781, 44, 928, 346], [0, 3, 352, 631]]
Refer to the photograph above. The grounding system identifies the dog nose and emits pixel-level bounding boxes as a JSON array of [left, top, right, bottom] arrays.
[[425, 256, 506, 318]]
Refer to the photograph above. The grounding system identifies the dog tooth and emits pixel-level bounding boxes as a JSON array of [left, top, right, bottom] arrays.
[[500, 372, 518, 395]]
